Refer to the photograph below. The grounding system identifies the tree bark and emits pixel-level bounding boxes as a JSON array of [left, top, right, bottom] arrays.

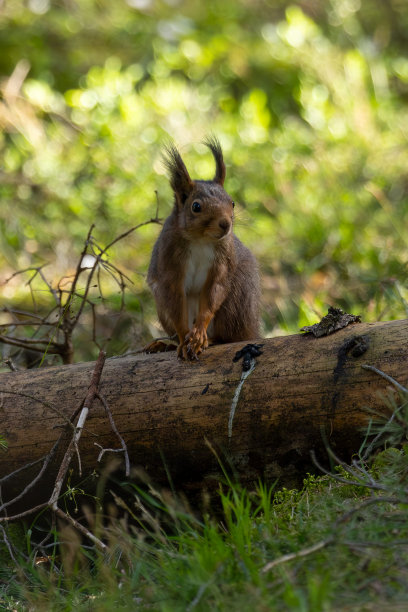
[[1, 319, 407, 512]]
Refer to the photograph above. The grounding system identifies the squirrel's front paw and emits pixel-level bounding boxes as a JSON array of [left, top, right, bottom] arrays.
[[177, 342, 191, 360], [181, 326, 209, 360]]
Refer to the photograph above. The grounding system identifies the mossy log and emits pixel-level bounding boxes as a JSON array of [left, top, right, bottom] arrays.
[[1, 319, 407, 512]]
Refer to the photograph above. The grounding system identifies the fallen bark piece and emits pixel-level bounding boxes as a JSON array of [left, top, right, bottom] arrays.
[[0, 318, 407, 513], [301, 306, 361, 337]]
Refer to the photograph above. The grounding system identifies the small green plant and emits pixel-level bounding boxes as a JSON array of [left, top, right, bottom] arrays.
[[0, 435, 7, 451]]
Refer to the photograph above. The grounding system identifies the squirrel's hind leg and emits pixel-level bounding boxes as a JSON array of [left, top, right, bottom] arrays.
[[143, 338, 178, 354]]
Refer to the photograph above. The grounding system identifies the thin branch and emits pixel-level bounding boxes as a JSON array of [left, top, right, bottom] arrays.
[[96, 392, 130, 476], [0, 450, 56, 485], [361, 402, 405, 460], [4, 264, 49, 286], [54, 507, 106, 552], [1, 216, 159, 364], [0, 351, 106, 532], [0, 389, 76, 429], [261, 538, 334, 573], [0, 502, 49, 522], [1, 307, 48, 321], [0, 439, 60, 514], [261, 496, 403, 574], [310, 451, 403, 494], [95, 444, 126, 462], [66, 224, 95, 309], [102, 217, 161, 253], [362, 364, 408, 394], [0, 350, 109, 557], [49, 350, 106, 508], [0, 525, 29, 569], [0, 335, 60, 349], [33, 267, 60, 306], [0, 320, 56, 328]]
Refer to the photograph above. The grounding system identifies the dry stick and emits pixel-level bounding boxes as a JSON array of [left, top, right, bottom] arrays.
[[4, 264, 49, 286], [261, 538, 334, 573], [0, 502, 49, 522], [0, 389, 76, 429], [1, 217, 160, 364], [0, 353, 108, 549], [95, 445, 126, 462], [47, 350, 108, 552], [66, 224, 95, 311], [360, 365, 407, 461], [96, 391, 130, 476], [261, 496, 403, 574], [49, 349, 106, 509], [310, 450, 400, 494], [0, 401, 85, 520], [0, 524, 32, 579], [0, 439, 60, 514], [361, 404, 406, 461], [102, 217, 161, 253], [0, 335, 63, 353], [54, 507, 107, 552], [361, 364, 408, 394]]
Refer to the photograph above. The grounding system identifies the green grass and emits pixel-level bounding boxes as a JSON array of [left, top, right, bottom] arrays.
[[1, 392, 408, 611]]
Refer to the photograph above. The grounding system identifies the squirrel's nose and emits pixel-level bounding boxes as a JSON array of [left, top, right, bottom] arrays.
[[219, 219, 230, 234]]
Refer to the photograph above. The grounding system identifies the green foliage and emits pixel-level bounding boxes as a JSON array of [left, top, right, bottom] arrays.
[[0, 435, 7, 451], [1, 1, 407, 361], [1, 3, 408, 606]]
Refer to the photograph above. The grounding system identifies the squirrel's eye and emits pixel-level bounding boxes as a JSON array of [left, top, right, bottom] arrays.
[[192, 201, 201, 213], [231, 201, 235, 208]]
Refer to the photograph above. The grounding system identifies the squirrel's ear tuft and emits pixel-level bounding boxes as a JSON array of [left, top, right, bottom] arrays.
[[162, 143, 194, 204], [203, 135, 226, 186]]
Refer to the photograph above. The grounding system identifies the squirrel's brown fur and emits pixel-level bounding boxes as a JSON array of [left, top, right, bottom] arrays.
[[146, 136, 260, 360]]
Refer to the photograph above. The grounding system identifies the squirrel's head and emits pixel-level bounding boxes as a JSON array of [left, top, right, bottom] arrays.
[[163, 136, 235, 242]]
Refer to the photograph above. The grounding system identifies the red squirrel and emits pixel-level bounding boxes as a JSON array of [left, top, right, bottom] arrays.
[[146, 136, 260, 360]]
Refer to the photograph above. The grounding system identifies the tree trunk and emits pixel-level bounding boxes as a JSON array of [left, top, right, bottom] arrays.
[[1, 319, 407, 512]]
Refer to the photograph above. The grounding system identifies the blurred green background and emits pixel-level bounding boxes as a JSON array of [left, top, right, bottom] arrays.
[[0, 0, 407, 364]]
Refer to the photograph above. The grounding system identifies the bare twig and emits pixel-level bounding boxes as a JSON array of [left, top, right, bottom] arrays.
[[361, 364, 408, 394], [95, 444, 126, 462], [102, 217, 161, 254], [96, 392, 130, 476], [261, 496, 403, 574], [261, 538, 334, 573], [310, 450, 404, 494], [0, 524, 29, 573], [49, 350, 106, 508], [0, 502, 49, 522], [362, 401, 407, 460], [0, 350, 108, 553], [0, 439, 60, 514], [0, 389, 76, 428], [1, 215, 161, 365], [54, 507, 107, 552], [0, 335, 62, 353]]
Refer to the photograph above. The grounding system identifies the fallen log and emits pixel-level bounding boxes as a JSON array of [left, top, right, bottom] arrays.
[[1, 318, 407, 513]]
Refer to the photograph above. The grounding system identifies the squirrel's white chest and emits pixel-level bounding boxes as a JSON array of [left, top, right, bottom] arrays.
[[184, 243, 215, 295], [184, 243, 215, 332]]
